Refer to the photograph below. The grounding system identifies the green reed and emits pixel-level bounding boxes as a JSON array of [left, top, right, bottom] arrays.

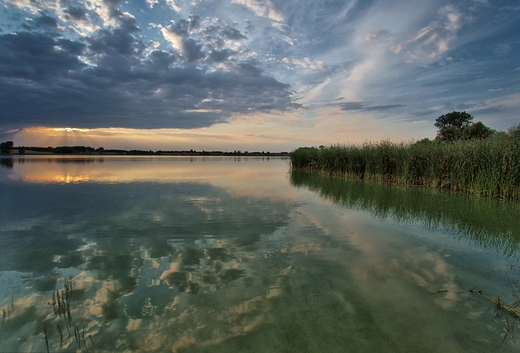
[[291, 139, 520, 201]]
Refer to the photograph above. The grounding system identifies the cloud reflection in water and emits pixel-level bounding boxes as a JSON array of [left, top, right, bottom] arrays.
[[1, 157, 520, 351]]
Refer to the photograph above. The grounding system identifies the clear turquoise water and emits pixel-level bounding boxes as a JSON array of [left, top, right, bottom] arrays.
[[1, 156, 520, 352]]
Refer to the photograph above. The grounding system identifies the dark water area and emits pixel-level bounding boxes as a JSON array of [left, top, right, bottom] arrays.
[[1, 156, 520, 352]]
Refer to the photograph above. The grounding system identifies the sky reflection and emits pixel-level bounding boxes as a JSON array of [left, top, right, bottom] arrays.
[[1, 157, 520, 352], [3, 156, 289, 186]]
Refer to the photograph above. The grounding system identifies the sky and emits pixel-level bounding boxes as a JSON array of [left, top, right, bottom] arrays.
[[0, 0, 519, 151]]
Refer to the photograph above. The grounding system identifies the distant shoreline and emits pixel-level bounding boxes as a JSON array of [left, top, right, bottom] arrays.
[[2, 147, 290, 157]]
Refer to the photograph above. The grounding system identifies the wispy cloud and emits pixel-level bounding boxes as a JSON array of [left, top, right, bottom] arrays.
[[339, 102, 406, 112], [391, 5, 464, 64]]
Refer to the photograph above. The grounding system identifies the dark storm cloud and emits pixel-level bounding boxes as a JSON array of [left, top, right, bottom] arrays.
[[0, 6, 297, 130], [0, 32, 86, 80]]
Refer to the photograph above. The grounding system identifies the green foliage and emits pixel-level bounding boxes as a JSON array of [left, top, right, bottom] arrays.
[[434, 112, 495, 142], [435, 111, 474, 130], [0, 140, 14, 154], [463, 121, 494, 140], [291, 139, 520, 201], [53, 146, 96, 154], [437, 126, 463, 142], [508, 124, 520, 139], [413, 138, 433, 145]]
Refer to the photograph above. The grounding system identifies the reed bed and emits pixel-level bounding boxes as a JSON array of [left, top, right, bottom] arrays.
[[290, 139, 520, 201]]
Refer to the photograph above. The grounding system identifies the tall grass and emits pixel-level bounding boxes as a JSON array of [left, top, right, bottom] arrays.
[[291, 139, 520, 201]]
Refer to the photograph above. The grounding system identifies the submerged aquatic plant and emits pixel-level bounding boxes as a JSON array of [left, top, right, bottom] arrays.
[[430, 277, 520, 342], [40, 276, 93, 352]]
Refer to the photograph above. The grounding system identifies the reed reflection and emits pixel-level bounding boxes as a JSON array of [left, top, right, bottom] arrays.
[[290, 170, 520, 258]]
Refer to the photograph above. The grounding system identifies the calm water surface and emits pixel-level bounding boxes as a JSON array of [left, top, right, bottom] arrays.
[[1, 156, 520, 352]]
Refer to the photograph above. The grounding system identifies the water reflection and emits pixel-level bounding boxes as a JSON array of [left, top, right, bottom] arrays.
[[291, 170, 520, 258], [2, 157, 520, 352], [0, 156, 299, 352], [3, 155, 289, 186], [0, 158, 13, 168]]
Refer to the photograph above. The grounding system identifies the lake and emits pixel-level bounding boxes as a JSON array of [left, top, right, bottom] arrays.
[[1, 155, 520, 352]]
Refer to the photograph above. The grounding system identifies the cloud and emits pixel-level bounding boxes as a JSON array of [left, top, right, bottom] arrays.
[[0, 2, 298, 130], [160, 16, 206, 62], [1, 0, 519, 145], [63, 6, 89, 21], [33, 12, 59, 31], [165, 0, 181, 12], [87, 26, 141, 56], [209, 48, 236, 62], [0, 32, 86, 80], [159, 15, 248, 64], [231, 0, 284, 22], [391, 5, 464, 63], [339, 102, 406, 112], [282, 57, 325, 71], [145, 0, 160, 9]]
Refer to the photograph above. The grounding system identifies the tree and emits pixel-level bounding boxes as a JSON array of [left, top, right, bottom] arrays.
[[462, 121, 493, 140], [0, 141, 14, 154], [508, 124, 520, 139], [435, 111, 474, 130], [435, 111, 474, 142], [413, 138, 433, 146], [436, 126, 463, 142]]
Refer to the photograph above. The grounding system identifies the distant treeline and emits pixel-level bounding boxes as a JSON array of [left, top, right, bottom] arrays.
[[0, 142, 289, 157]]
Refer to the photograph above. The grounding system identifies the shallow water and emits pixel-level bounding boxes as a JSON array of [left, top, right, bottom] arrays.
[[1, 156, 520, 352]]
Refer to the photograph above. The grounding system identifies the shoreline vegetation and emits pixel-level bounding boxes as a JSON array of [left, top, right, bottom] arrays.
[[291, 112, 520, 201], [290, 138, 520, 201]]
